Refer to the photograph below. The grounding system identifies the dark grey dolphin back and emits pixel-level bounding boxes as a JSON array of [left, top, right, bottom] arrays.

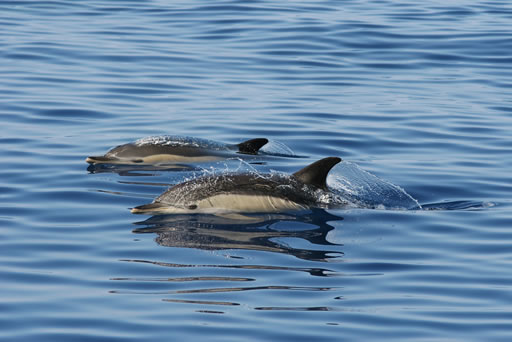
[[293, 157, 342, 190], [236, 138, 269, 154]]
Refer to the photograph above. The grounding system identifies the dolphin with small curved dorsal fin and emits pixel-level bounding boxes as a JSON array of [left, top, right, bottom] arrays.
[[85, 136, 269, 165], [131, 157, 343, 215]]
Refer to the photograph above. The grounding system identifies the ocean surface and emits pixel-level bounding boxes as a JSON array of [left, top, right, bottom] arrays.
[[1, 1, 512, 341]]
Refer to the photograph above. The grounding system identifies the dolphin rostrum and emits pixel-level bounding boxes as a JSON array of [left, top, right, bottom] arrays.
[[86, 136, 269, 165], [131, 157, 343, 215]]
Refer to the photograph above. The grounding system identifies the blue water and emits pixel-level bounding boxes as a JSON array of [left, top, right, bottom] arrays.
[[1, 1, 512, 341]]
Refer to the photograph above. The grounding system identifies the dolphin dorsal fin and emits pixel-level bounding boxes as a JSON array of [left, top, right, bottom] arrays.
[[293, 157, 342, 189], [237, 138, 269, 155]]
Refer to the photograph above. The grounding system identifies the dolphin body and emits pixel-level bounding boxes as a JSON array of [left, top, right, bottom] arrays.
[[131, 157, 343, 215], [86, 136, 269, 165]]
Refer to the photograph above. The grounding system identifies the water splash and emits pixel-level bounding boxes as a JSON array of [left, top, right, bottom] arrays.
[[260, 140, 299, 157], [327, 162, 421, 210], [134, 135, 227, 150]]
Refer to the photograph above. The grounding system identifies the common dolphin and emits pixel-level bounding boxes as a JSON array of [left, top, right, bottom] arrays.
[[86, 136, 269, 165], [131, 157, 343, 215]]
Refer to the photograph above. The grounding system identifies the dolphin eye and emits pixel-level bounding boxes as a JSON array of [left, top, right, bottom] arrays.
[[187, 204, 197, 210]]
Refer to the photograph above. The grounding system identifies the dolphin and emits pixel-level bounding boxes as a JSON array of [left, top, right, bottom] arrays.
[[85, 136, 269, 165], [131, 157, 343, 215]]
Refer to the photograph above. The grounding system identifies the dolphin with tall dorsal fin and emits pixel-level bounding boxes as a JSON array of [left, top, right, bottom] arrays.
[[131, 157, 343, 215], [85, 136, 269, 165]]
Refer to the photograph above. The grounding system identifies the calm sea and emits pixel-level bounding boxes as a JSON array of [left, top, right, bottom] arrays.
[[1, 1, 511, 341]]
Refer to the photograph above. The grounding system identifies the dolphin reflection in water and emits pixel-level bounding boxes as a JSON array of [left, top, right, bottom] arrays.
[[132, 209, 344, 262]]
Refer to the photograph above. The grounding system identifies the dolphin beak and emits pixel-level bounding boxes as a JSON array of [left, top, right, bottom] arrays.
[[85, 156, 115, 164], [131, 203, 164, 214]]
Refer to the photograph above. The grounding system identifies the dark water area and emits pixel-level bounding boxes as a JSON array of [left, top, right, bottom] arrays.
[[1, 1, 512, 341]]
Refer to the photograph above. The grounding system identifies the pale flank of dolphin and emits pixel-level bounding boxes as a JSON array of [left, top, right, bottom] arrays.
[[85, 136, 269, 165], [131, 157, 342, 215]]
